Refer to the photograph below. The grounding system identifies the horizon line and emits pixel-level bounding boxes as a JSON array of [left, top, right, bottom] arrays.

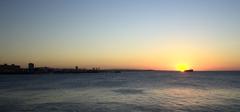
[[1, 63, 240, 72]]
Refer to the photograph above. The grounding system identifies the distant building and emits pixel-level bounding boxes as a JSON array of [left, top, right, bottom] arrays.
[[34, 67, 50, 73], [75, 66, 78, 70], [28, 63, 34, 72], [0, 64, 21, 73], [92, 67, 100, 71]]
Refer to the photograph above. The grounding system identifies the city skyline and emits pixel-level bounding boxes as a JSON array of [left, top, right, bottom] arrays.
[[1, 0, 240, 71]]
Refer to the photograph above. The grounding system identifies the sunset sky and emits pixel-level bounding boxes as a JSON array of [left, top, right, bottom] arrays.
[[0, 0, 240, 70]]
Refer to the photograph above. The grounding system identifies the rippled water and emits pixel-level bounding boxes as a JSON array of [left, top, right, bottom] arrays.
[[0, 71, 239, 112]]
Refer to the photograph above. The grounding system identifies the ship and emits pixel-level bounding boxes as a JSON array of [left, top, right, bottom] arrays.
[[184, 69, 194, 72]]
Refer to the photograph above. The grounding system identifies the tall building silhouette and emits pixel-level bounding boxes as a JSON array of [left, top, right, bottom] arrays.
[[75, 66, 78, 70], [28, 63, 34, 72]]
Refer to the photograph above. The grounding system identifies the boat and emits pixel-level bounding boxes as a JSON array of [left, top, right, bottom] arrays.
[[184, 69, 194, 72]]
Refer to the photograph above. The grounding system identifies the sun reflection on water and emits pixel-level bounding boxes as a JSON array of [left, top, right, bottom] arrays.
[[150, 87, 234, 108]]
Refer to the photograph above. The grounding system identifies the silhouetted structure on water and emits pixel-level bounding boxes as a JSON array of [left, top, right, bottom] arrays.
[[184, 69, 194, 72]]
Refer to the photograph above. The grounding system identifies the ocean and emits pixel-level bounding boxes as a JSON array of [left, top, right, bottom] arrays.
[[0, 71, 239, 112]]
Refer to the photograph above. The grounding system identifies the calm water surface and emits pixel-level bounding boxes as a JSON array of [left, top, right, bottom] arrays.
[[0, 72, 239, 112]]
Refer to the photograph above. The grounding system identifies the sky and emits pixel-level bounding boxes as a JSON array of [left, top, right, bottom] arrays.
[[0, 0, 240, 70]]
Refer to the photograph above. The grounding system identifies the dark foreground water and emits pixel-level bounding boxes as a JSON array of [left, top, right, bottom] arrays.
[[0, 72, 239, 112]]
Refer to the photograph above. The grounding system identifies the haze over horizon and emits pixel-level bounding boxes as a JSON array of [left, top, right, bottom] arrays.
[[1, 0, 240, 71]]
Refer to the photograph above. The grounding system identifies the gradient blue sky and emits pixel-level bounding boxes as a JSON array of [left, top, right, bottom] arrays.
[[0, 0, 240, 70]]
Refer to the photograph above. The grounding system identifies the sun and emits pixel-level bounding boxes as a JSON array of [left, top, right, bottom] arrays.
[[176, 64, 189, 72]]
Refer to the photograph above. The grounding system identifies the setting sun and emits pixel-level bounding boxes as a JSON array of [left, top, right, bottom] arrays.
[[176, 64, 190, 72]]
